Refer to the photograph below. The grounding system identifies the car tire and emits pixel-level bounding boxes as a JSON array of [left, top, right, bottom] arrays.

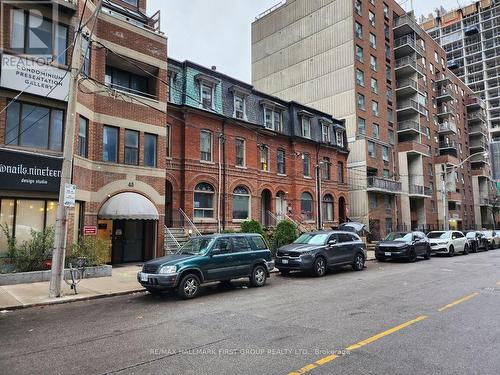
[[423, 246, 431, 260], [250, 265, 267, 287], [313, 256, 327, 277], [408, 248, 417, 263], [279, 269, 290, 275], [448, 245, 455, 257], [352, 253, 365, 271], [464, 244, 469, 255], [471, 243, 478, 253], [177, 274, 201, 299], [485, 243, 490, 251]]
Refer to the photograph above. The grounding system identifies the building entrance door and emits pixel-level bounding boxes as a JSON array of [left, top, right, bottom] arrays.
[[112, 220, 146, 264]]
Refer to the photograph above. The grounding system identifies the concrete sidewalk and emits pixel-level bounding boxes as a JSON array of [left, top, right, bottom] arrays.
[[0, 251, 376, 310], [0, 264, 144, 310]]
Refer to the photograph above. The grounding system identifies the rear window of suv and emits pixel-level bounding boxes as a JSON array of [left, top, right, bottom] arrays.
[[232, 237, 252, 252], [250, 236, 267, 250]]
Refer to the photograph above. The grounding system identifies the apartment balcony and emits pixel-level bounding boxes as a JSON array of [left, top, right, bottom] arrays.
[[469, 123, 488, 137], [393, 14, 422, 38], [439, 141, 458, 157], [480, 198, 495, 207], [435, 154, 459, 166], [438, 122, 457, 134], [396, 99, 427, 117], [470, 151, 488, 165], [436, 88, 454, 102], [437, 105, 456, 119], [409, 184, 433, 198], [466, 96, 486, 109], [469, 139, 488, 152], [448, 192, 462, 203], [398, 140, 431, 157], [467, 112, 486, 123], [394, 57, 425, 78], [397, 120, 423, 135], [394, 36, 425, 58], [367, 176, 402, 194], [395, 79, 425, 96], [435, 73, 452, 84]]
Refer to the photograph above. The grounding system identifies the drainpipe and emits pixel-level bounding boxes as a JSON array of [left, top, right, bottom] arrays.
[[222, 120, 227, 231], [316, 144, 322, 230]]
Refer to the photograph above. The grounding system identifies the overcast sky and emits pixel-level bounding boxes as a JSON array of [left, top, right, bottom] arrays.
[[148, 0, 469, 83]]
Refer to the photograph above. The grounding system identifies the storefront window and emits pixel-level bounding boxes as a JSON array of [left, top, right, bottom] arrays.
[[0, 200, 15, 257]]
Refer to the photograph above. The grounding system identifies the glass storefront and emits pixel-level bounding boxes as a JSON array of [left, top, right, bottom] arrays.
[[0, 198, 81, 257]]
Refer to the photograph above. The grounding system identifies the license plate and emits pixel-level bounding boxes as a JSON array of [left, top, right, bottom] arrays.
[[282, 259, 289, 264], [384, 252, 391, 256], [140, 273, 148, 282]]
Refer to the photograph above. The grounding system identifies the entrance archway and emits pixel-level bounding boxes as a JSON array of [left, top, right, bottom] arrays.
[[339, 196, 346, 224], [261, 189, 272, 227], [98, 192, 159, 264]]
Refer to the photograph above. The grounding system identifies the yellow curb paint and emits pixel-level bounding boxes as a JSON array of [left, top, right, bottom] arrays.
[[346, 315, 428, 351], [437, 292, 480, 312], [288, 315, 427, 374]]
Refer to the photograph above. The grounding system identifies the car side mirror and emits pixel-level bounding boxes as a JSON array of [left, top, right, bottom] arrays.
[[452, 236, 456, 240], [328, 239, 337, 246]]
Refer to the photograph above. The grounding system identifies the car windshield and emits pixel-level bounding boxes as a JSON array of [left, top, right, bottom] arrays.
[[465, 232, 477, 239], [177, 237, 215, 255], [483, 231, 493, 237], [294, 233, 329, 245], [384, 232, 412, 242], [427, 232, 451, 239]]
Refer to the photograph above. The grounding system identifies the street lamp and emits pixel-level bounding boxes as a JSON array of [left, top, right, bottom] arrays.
[[442, 151, 489, 231]]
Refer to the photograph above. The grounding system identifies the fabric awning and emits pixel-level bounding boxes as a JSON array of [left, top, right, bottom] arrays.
[[98, 192, 159, 220]]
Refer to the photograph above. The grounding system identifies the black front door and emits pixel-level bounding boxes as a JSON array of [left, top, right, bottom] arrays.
[[112, 220, 145, 264]]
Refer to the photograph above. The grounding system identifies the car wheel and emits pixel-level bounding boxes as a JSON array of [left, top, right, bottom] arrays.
[[408, 248, 417, 263], [463, 244, 469, 255], [177, 274, 201, 299], [250, 265, 267, 287], [448, 245, 455, 257], [352, 253, 365, 271], [485, 243, 490, 251], [423, 246, 431, 260], [279, 269, 290, 275], [471, 243, 478, 253], [313, 257, 327, 277]]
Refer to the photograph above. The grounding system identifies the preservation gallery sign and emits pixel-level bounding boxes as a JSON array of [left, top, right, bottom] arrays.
[[0, 149, 63, 192], [0, 54, 70, 101]]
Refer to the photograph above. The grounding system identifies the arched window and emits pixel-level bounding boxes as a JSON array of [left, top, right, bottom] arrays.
[[301, 192, 314, 221], [322, 194, 334, 222], [233, 186, 250, 220], [194, 183, 215, 219]]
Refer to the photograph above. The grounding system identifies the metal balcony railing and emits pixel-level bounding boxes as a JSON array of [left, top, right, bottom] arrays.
[[468, 112, 486, 122], [438, 122, 457, 133], [398, 120, 421, 132], [397, 99, 427, 115], [367, 177, 402, 193], [396, 78, 425, 93], [439, 140, 458, 149], [409, 185, 433, 196]]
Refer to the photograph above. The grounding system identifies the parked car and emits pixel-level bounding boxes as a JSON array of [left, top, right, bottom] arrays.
[[427, 231, 469, 256], [275, 231, 367, 276], [137, 234, 274, 299], [481, 230, 500, 249], [465, 231, 490, 252], [375, 231, 431, 262]]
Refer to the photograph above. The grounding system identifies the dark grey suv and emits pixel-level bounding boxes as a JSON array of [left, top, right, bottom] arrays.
[[275, 231, 367, 276]]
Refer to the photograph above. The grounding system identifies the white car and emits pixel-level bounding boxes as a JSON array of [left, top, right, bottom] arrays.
[[427, 231, 469, 256]]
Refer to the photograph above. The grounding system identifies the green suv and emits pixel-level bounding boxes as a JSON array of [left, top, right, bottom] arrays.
[[138, 234, 274, 299]]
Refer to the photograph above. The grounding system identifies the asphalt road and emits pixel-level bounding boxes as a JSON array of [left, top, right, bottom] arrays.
[[1, 250, 500, 375]]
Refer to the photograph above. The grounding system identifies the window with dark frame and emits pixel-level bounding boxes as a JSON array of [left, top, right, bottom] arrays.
[[337, 161, 344, 184], [124, 129, 139, 165], [322, 157, 331, 181], [277, 149, 286, 175], [78, 116, 88, 157], [144, 133, 157, 167], [166, 124, 171, 157], [200, 130, 212, 162], [303, 153, 311, 177], [235, 138, 245, 167], [103, 125, 119, 163]]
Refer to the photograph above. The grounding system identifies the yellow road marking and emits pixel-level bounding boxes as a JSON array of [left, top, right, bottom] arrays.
[[288, 316, 427, 375], [437, 292, 480, 312], [345, 316, 428, 351]]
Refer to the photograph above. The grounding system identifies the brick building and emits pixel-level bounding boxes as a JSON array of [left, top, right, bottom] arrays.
[[165, 59, 349, 236], [0, 0, 168, 263], [251, 0, 497, 238]]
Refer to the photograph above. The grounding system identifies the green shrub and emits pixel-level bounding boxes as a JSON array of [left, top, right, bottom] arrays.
[[270, 220, 298, 254], [68, 236, 109, 267], [14, 226, 54, 272], [0, 224, 17, 259], [240, 220, 264, 235]]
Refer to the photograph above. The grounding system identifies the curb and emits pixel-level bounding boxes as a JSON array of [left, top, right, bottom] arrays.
[[1, 288, 146, 311]]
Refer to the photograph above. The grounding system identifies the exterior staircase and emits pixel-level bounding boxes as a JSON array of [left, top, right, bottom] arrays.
[[164, 227, 191, 254]]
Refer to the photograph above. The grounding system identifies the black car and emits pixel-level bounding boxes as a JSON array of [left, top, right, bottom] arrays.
[[275, 231, 367, 277], [465, 231, 489, 252], [375, 231, 431, 262]]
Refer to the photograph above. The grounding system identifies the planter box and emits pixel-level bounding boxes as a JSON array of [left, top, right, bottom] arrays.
[[0, 265, 112, 286]]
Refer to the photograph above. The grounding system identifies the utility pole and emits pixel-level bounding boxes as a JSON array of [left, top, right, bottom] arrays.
[[49, 1, 103, 298], [316, 163, 322, 230], [443, 168, 449, 231]]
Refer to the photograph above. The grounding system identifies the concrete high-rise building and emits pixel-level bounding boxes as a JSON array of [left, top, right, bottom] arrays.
[[420, 0, 500, 180], [251, 0, 497, 237]]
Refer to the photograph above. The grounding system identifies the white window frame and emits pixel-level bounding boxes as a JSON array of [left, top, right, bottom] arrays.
[[200, 130, 213, 162], [336, 130, 345, 148], [235, 137, 246, 167], [201, 83, 215, 110], [302, 117, 311, 139], [263, 106, 282, 132], [233, 94, 246, 120], [322, 123, 331, 143]]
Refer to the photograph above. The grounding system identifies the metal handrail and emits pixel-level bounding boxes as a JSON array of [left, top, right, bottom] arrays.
[[179, 208, 202, 236], [164, 226, 181, 254]]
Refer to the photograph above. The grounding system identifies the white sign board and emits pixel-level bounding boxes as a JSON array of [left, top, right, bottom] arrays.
[[64, 183, 76, 208], [0, 54, 70, 102]]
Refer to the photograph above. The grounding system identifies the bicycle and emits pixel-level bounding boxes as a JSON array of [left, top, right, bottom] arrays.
[[64, 257, 86, 295]]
